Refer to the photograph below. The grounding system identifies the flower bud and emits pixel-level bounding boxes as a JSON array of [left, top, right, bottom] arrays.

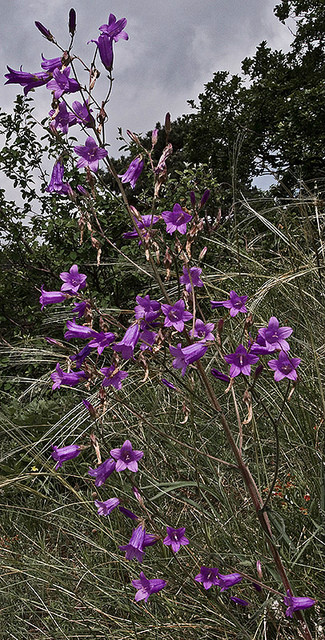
[[164, 112, 171, 137], [35, 21, 53, 41], [69, 8, 76, 36], [199, 189, 210, 208], [151, 128, 158, 147], [254, 364, 264, 380], [190, 191, 196, 207]]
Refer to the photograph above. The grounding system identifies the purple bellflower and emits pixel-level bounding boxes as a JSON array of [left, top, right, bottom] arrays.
[[72, 300, 91, 318], [51, 363, 87, 390], [123, 214, 160, 243], [179, 266, 203, 293], [135, 295, 161, 323], [100, 365, 128, 390], [161, 299, 193, 332], [90, 33, 114, 71], [88, 332, 115, 354], [139, 328, 157, 351], [60, 264, 87, 294], [49, 102, 76, 135], [64, 319, 96, 340], [46, 160, 72, 195], [249, 333, 271, 355], [46, 67, 79, 99], [88, 457, 116, 487], [284, 591, 315, 618], [39, 286, 66, 310], [95, 497, 120, 516], [268, 351, 301, 381], [118, 157, 144, 189], [170, 341, 208, 376], [195, 567, 220, 590], [5, 67, 50, 95], [230, 596, 250, 606], [211, 368, 230, 383], [162, 203, 192, 235], [258, 316, 293, 352], [71, 100, 94, 126], [70, 344, 93, 369], [224, 345, 259, 377], [112, 324, 140, 360], [40, 55, 62, 72], [163, 527, 189, 553], [120, 525, 146, 562], [74, 136, 108, 172], [211, 290, 248, 317], [35, 21, 53, 40], [217, 572, 242, 592], [191, 319, 215, 341], [110, 439, 144, 472], [51, 444, 80, 469], [99, 14, 129, 40], [132, 571, 166, 603]]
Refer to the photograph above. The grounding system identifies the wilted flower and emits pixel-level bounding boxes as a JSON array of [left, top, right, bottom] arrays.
[[88, 457, 116, 487], [74, 136, 108, 172], [162, 203, 192, 235], [179, 266, 203, 293], [195, 566, 219, 590], [118, 157, 144, 189], [163, 527, 189, 553], [211, 290, 248, 317], [132, 571, 166, 602], [110, 439, 144, 472], [51, 444, 80, 469], [95, 497, 120, 516], [51, 363, 87, 390], [284, 590, 315, 618], [161, 299, 193, 332], [39, 286, 66, 310], [60, 264, 87, 294], [268, 351, 301, 381], [224, 345, 259, 377]]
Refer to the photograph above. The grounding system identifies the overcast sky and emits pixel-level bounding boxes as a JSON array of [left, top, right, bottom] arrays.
[[1, 0, 293, 160]]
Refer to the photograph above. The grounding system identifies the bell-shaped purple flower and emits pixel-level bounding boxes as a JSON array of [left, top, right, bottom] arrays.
[[60, 264, 87, 294], [46, 160, 72, 195], [162, 203, 192, 235], [71, 100, 94, 126], [51, 363, 87, 390], [211, 290, 248, 317], [110, 439, 144, 472], [132, 571, 166, 602], [70, 344, 93, 369], [99, 14, 128, 41], [120, 525, 146, 562], [258, 316, 293, 352], [5, 67, 50, 95], [224, 345, 259, 377], [91, 33, 114, 71], [170, 341, 208, 376], [135, 295, 161, 323], [51, 444, 81, 469], [46, 67, 79, 99], [88, 457, 116, 487], [123, 214, 160, 244], [284, 590, 315, 618], [163, 527, 189, 553], [100, 365, 128, 390], [39, 286, 66, 310], [118, 157, 144, 189], [179, 266, 203, 293], [161, 299, 193, 332], [49, 102, 76, 134], [64, 319, 96, 341], [74, 136, 108, 173], [41, 55, 62, 72], [72, 300, 91, 318], [191, 319, 215, 341], [268, 351, 301, 381], [95, 497, 120, 516], [88, 332, 115, 354], [217, 572, 242, 592], [112, 324, 140, 360], [195, 566, 219, 590]]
